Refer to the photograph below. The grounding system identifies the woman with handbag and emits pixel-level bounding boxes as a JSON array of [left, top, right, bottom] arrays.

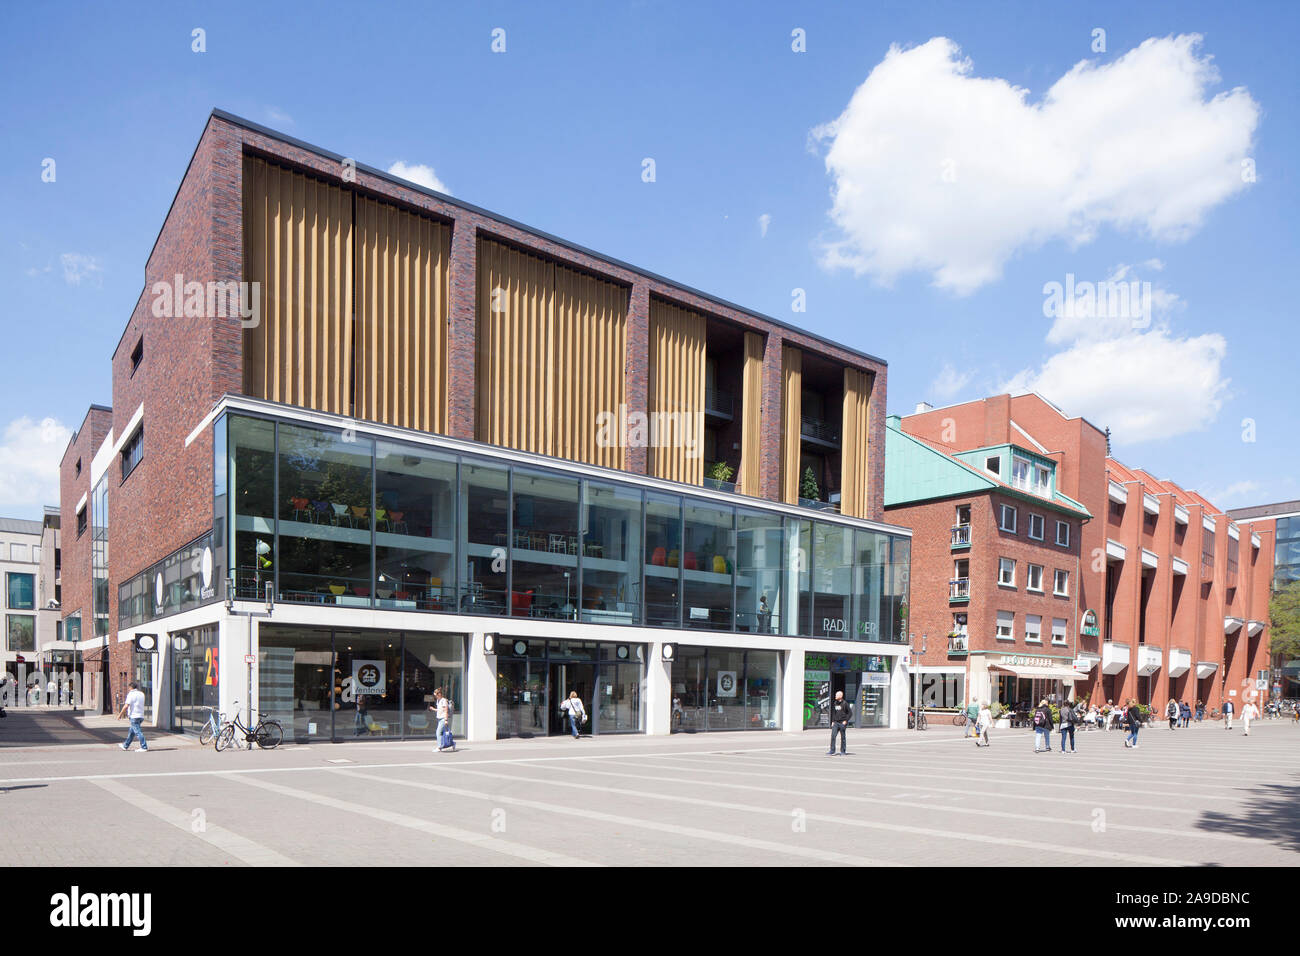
[[560, 691, 587, 739]]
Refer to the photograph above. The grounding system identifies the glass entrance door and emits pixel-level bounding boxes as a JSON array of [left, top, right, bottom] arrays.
[[133, 650, 154, 721], [549, 661, 596, 736], [497, 658, 549, 738]]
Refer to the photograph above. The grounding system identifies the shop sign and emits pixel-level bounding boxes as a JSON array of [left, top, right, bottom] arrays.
[[1000, 655, 1052, 668], [717, 671, 738, 698], [352, 659, 386, 696], [862, 672, 890, 685], [1080, 609, 1100, 637]]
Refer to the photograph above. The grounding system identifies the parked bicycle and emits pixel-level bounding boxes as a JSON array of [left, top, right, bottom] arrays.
[[198, 706, 225, 747], [952, 712, 968, 728], [907, 705, 928, 731], [215, 701, 284, 751]]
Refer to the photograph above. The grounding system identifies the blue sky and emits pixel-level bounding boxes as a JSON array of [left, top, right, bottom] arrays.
[[1, 0, 1296, 519]]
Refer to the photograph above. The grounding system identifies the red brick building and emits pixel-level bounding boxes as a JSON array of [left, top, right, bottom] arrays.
[[888, 393, 1272, 715]]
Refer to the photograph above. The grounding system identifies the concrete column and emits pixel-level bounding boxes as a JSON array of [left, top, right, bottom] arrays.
[[782, 648, 805, 732], [891, 656, 910, 730], [219, 615, 254, 725], [646, 642, 671, 735], [467, 631, 497, 742]]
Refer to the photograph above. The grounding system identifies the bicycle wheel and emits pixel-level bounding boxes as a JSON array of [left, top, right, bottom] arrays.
[[214, 724, 235, 752], [256, 720, 284, 750], [918, 713, 929, 731], [198, 721, 215, 747], [953, 713, 966, 727]]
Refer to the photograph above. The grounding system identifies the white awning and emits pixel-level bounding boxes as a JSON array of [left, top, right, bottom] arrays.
[[1168, 649, 1192, 677], [1109, 480, 1129, 504], [1102, 642, 1130, 675], [1174, 504, 1189, 525], [1141, 548, 1159, 569], [1171, 556, 1189, 576], [1106, 539, 1127, 561], [1137, 646, 1162, 676], [1225, 617, 1244, 634], [1247, 620, 1264, 636], [1196, 661, 1218, 678], [988, 663, 1081, 681], [1143, 493, 1160, 515]]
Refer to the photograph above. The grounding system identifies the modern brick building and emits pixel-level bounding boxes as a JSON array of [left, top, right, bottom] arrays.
[[59, 109, 911, 740], [890, 393, 1272, 715]]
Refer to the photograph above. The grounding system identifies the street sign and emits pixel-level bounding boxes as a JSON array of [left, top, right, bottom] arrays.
[[244, 654, 256, 664]]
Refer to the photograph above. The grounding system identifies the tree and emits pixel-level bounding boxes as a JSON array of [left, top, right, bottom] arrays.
[[1268, 581, 1300, 664], [800, 466, 820, 502]]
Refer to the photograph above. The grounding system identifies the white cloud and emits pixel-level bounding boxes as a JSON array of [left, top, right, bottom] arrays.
[[0, 417, 71, 517], [813, 35, 1259, 294], [387, 161, 449, 194], [758, 213, 771, 237], [1202, 480, 1262, 508], [264, 106, 294, 127], [930, 362, 973, 402], [60, 253, 102, 286], [1042, 263, 1184, 346]]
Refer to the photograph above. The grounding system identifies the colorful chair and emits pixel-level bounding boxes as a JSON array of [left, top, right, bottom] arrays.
[[683, 551, 697, 571], [667, 549, 680, 568], [511, 589, 535, 614], [374, 507, 389, 531], [650, 546, 667, 566], [350, 505, 369, 526], [389, 511, 407, 534], [713, 555, 728, 574], [290, 497, 311, 522], [331, 502, 351, 526]]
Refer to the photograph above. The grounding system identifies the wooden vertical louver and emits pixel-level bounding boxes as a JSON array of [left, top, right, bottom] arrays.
[[780, 346, 802, 503], [841, 367, 873, 517], [647, 299, 706, 485], [242, 156, 354, 414], [554, 265, 628, 468], [738, 331, 765, 495], [476, 238, 629, 464], [354, 196, 450, 433]]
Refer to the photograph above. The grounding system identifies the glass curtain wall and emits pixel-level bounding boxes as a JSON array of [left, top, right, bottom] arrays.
[[671, 646, 781, 732], [682, 500, 734, 630], [91, 477, 109, 637], [460, 460, 508, 614], [581, 481, 642, 625], [375, 441, 457, 611], [735, 510, 783, 634], [812, 523, 853, 638], [511, 470, 580, 619], [644, 492, 682, 627], [230, 417, 275, 599], [170, 626, 218, 734]]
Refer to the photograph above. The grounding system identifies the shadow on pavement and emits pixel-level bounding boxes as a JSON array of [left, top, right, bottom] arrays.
[[0, 710, 135, 748], [1196, 782, 1300, 852], [0, 784, 49, 793]]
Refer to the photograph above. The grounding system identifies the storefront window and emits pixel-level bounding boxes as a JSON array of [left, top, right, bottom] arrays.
[[278, 423, 374, 604], [229, 416, 275, 599], [787, 518, 811, 635], [735, 510, 783, 635], [581, 481, 642, 626], [644, 492, 681, 627], [171, 626, 218, 734], [334, 630, 403, 738], [671, 646, 780, 732], [812, 522, 853, 638], [855, 530, 889, 642], [511, 470, 580, 619], [374, 441, 457, 612], [497, 639, 643, 738], [682, 500, 734, 631], [460, 460, 508, 614]]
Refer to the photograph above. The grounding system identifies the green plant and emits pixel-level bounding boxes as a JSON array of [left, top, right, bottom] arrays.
[[706, 460, 735, 483], [801, 466, 820, 501], [989, 702, 1005, 719]]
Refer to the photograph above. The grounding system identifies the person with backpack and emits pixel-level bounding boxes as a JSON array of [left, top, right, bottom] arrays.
[[1032, 699, 1054, 752], [974, 700, 992, 748], [1123, 698, 1141, 749], [560, 691, 587, 739], [1166, 698, 1179, 730], [826, 690, 852, 755], [1058, 697, 1077, 754], [964, 698, 979, 738], [430, 688, 455, 752]]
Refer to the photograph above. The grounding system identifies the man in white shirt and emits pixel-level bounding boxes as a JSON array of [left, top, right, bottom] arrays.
[[117, 681, 148, 752]]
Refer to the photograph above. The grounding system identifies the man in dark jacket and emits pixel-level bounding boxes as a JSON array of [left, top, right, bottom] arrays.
[[1124, 699, 1142, 749], [827, 690, 852, 756], [1033, 699, 1054, 752]]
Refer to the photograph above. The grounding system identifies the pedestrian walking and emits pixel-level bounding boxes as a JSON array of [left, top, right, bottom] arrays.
[[974, 701, 992, 747], [559, 690, 587, 739], [1195, 699, 1205, 722], [964, 698, 979, 738], [1166, 698, 1179, 730], [1242, 700, 1259, 735], [1123, 698, 1141, 749], [1223, 698, 1234, 730], [1103, 699, 1118, 731], [117, 681, 148, 753], [1179, 700, 1191, 728], [1058, 697, 1077, 754], [1033, 699, 1054, 752], [430, 688, 455, 751], [826, 690, 852, 755]]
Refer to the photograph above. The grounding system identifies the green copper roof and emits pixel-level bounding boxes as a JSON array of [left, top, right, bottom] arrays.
[[884, 421, 997, 506]]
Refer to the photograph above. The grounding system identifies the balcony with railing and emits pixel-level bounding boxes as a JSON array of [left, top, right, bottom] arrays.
[[800, 416, 840, 448], [1200, 553, 1215, 583], [951, 524, 971, 549], [948, 634, 968, 655], [949, 578, 970, 602], [704, 387, 734, 420]]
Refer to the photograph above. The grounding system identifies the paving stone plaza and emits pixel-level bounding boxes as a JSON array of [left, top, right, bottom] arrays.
[[2, 712, 1296, 867]]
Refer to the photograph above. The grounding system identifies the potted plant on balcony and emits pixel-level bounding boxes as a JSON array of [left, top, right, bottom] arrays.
[[800, 467, 821, 503], [705, 460, 736, 493]]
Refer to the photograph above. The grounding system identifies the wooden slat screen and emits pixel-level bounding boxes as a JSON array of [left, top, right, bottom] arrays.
[[554, 264, 628, 468], [355, 196, 450, 432], [242, 156, 354, 414], [738, 331, 764, 495], [841, 367, 873, 518], [647, 299, 706, 485], [780, 346, 802, 503]]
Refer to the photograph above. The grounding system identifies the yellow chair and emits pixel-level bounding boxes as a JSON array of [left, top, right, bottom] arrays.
[[667, 549, 679, 568], [713, 555, 728, 574]]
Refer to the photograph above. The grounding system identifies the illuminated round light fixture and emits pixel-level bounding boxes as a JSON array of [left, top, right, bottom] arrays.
[[513, 641, 528, 656], [483, 634, 497, 655], [616, 645, 629, 660], [135, 634, 157, 652], [661, 643, 677, 662]]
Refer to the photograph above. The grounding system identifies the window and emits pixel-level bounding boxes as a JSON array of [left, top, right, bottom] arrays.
[[951, 613, 968, 636], [1028, 514, 1044, 540], [7, 573, 35, 610], [1034, 465, 1051, 496], [9, 544, 26, 562], [1052, 617, 1068, 644], [1026, 564, 1044, 592], [76, 507, 87, 536], [1056, 521, 1070, 547], [130, 336, 144, 375], [121, 425, 144, 480], [985, 456, 1001, 476], [1025, 614, 1042, 643], [33, 546, 41, 564], [998, 557, 1016, 587], [75, 458, 82, 477], [996, 610, 1014, 640], [1011, 457, 1031, 490], [1053, 569, 1069, 596], [999, 504, 1017, 533], [6, 614, 34, 652]]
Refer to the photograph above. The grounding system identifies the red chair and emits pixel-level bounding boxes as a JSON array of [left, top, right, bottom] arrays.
[[650, 547, 667, 566], [354, 587, 370, 598], [511, 589, 535, 614], [683, 551, 697, 571]]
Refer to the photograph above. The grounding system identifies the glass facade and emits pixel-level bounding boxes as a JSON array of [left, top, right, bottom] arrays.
[[6, 614, 35, 652], [802, 652, 891, 729], [170, 625, 218, 734], [224, 412, 910, 641], [119, 532, 217, 629], [6, 572, 35, 610], [496, 638, 645, 738], [1275, 516, 1300, 590], [257, 624, 464, 742], [671, 645, 781, 732], [91, 477, 109, 637]]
